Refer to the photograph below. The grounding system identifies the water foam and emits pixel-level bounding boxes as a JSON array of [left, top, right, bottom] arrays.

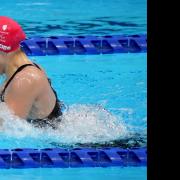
[[0, 103, 129, 146]]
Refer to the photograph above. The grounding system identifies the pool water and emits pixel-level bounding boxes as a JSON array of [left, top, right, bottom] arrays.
[[0, 0, 146, 36], [0, 0, 147, 179], [0, 53, 147, 179], [0, 167, 147, 180], [0, 53, 146, 148]]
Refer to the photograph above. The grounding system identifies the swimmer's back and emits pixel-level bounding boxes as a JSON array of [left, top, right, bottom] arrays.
[[1, 63, 59, 120]]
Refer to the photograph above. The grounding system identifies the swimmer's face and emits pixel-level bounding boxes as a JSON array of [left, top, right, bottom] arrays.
[[0, 51, 6, 75]]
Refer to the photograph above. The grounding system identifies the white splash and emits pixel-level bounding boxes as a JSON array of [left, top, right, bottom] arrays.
[[0, 103, 129, 146], [55, 104, 128, 143]]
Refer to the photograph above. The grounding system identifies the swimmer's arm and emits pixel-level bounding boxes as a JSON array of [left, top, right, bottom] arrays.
[[3, 76, 40, 119]]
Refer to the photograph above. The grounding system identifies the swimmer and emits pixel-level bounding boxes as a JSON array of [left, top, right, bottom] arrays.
[[0, 16, 64, 129]]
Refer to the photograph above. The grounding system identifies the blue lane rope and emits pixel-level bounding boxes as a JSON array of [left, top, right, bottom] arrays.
[[20, 34, 147, 56], [0, 147, 146, 169]]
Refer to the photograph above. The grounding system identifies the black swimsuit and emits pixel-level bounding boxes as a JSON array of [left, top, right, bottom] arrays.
[[0, 63, 64, 129]]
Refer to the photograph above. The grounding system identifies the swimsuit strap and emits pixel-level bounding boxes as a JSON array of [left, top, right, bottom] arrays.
[[33, 63, 41, 70], [1, 64, 34, 102], [33, 63, 58, 99], [1, 62, 58, 99]]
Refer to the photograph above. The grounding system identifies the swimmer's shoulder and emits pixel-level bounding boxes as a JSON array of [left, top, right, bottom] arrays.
[[7, 65, 47, 94]]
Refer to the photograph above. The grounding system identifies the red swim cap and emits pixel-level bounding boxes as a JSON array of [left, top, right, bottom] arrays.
[[0, 16, 26, 53]]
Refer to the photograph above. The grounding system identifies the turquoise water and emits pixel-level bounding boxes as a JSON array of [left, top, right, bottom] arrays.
[[35, 54, 147, 134], [0, 167, 146, 180], [0, 53, 147, 180], [0, 0, 147, 179], [0, 0, 146, 36], [0, 53, 146, 149]]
